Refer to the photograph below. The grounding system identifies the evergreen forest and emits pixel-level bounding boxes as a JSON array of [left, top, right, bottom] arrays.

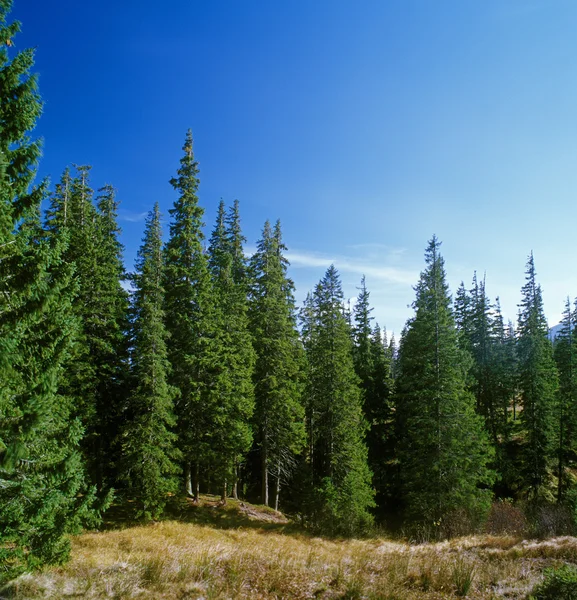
[[2, 0, 577, 584]]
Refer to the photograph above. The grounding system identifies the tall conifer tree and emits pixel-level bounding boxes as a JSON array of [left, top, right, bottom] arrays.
[[45, 170, 129, 491], [120, 204, 180, 519], [207, 200, 255, 501], [395, 237, 493, 532], [301, 266, 374, 534], [516, 253, 558, 500], [352, 278, 394, 517], [163, 130, 218, 500], [249, 220, 305, 508], [553, 297, 577, 502], [0, 1, 97, 579]]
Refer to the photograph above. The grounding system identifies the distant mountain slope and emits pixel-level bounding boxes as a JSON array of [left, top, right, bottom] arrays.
[[549, 322, 563, 341]]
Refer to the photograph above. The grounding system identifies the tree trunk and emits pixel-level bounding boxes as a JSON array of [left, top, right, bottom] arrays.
[[233, 463, 238, 499], [185, 462, 193, 496], [262, 440, 269, 506], [221, 479, 227, 505], [274, 465, 281, 511], [194, 461, 200, 503]]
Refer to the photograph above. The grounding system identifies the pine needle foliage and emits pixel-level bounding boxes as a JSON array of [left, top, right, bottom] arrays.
[[395, 236, 494, 533], [0, 1, 98, 581], [248, 220, 305, 508], [120, 204, 180, 520], [301, 265, 374, 535], [163, 130, 219, 499], [516, 253, 559, 500], [207, 199, 255, 498]]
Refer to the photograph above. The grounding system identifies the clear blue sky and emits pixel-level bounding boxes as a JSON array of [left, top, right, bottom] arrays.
[[13, 0, 577, 334]]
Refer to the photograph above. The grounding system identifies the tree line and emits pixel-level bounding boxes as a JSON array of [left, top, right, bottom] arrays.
[[1, 0, 575, 582]]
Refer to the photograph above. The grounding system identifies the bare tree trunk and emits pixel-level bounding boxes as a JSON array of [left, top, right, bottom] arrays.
[[221, 479, 227, 505], [274, 465, 281, 511], [233, 463, 238, 500], [185, 462, 193, 496], [194, 461, 200, 503], [262, 441, 269, 506]]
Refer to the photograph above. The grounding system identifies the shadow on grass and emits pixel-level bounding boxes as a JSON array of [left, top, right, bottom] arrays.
[[99, 494, 306, 537]]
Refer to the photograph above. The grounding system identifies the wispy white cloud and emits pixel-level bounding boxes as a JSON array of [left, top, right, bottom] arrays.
[[286, 250, 418, 286], [345, 243, 406, 256], [119, 210, 148, 223]]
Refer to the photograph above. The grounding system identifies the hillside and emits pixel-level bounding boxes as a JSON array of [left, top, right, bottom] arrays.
[[2, 496, 576, 599]]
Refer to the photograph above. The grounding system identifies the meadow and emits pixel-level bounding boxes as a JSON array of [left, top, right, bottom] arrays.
[[2, 496, 576, 599]]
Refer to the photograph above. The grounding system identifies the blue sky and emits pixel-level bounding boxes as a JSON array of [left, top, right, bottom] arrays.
[[12, 0, 577, 334]]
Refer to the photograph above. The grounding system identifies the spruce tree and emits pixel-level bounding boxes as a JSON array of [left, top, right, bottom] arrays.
[[45, 169, 129, 491], [249, 220, 305, 508], [553, 297, 577, 502], [163, 130, 218, 500], [367, 323, 395, 517], [207, 200, 255, 502], [454, 281, 473, 354], [352, 276, 374, 398], [488, 299, 518, 495], [516, 253, 558, 500], [352, 277, 394, 518], [120, 204, 180, 520], [301, 265, 374, 534], [0, 1, 97, 580], [395, 237, 494, 533]]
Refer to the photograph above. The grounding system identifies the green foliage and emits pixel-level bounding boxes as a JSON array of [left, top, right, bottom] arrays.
[[352, 278, 394, 517], [164, 131, 226, 497], [455, 276, 518, 497], [45, 168, 129, 492], [395, 236, 494, 532], [248, 220, 305, 507], [553, 297, 577, 502], [120, 204, 180, 520], [207, 199, 255, 493], [0, 1, 98, 580], [517, 253, 559, 500], [530, 564, 577, 600], [301, 266, 374, 534]]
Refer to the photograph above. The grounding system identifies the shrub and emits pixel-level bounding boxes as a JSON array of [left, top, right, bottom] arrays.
[[531, 504, 574, 538], [485, 499, 527, 536], [530, 564, 577, 599]]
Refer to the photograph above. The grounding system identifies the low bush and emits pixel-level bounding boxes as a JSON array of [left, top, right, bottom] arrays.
[[530, 564, 577, 599], [485, 499, 527, 536]]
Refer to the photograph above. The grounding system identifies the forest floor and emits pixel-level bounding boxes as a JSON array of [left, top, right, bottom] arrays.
[[2, 495, 577, 599]]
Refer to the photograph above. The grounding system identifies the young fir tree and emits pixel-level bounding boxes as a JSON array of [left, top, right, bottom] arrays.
[[248, 220, 305, 508], [301, 265, 374, 535], [454, 281, 473, 355], [367, 322, 395, 517], [120, 204, 180, 520], [206, 200, 255, 502], [489, 298, 518, 495], [516, 253, 558, 500], [91, 184, 130, 483], [0, 1, 97, 580], [163, 130, 218, 500], [352, 276, 374, 399], [395, 237, 494, 532], [352, 277, 394, 518], [553, 298, 577, 502], [454, 275, 520, 497]]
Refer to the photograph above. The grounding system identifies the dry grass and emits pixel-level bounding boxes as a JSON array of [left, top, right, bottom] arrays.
[[2, 497, 577, 599]]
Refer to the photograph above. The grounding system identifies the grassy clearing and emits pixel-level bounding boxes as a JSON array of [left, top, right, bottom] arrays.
[[2, 496, 577, 599]]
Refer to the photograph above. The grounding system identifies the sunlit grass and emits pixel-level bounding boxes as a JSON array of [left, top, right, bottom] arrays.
[[3, 497, 577, 598]]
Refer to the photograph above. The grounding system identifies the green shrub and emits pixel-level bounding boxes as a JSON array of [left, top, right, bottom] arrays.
[[530, 564, 577, 599]]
